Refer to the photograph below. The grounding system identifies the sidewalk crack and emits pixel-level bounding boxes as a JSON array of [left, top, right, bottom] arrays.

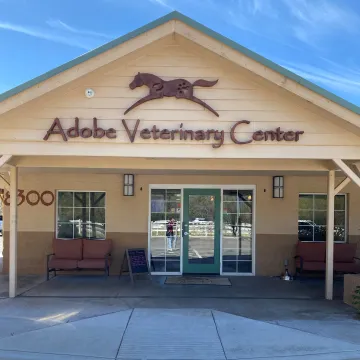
[[211, 310, 227, 360], [115, 308, 134, 359]]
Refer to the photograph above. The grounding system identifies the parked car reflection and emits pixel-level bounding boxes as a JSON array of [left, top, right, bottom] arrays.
[[298, 220, 345, 241], [58, 220, 105, 239]]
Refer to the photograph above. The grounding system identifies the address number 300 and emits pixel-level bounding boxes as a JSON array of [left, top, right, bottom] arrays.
[[0, 189, 55, 206]]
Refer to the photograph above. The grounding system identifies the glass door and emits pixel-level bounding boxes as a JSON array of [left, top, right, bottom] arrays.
[[182, 189, 221, 274]]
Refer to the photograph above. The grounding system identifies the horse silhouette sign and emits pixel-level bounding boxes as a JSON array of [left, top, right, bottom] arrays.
[[124, 73, 219, 117]]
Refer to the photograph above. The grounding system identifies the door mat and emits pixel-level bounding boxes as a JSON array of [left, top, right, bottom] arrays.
[[165, 276, 231, 286]]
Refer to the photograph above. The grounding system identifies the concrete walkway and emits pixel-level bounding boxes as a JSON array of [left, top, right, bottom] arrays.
[[0, 308, 358, 359], [0, 296, 359, 359], [0, 275, 45, 298], [18, 275, 345, 299], [0, 275, 358, 359]]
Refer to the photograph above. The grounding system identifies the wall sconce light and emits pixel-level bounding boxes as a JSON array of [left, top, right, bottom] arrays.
[[124, 174, 134, 196], [273, 176, 284, 198]]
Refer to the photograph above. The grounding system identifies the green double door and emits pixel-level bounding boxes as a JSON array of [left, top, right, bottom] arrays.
[[182, 189, 221, 274]]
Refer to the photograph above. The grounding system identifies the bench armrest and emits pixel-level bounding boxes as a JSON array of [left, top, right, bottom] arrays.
[[46, 253, 55, 264]]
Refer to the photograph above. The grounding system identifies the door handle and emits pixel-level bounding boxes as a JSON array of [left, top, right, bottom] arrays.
[[182, 222, 188, 237]]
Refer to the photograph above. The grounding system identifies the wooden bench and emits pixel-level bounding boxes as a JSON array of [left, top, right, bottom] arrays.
[[47, 238, 112, 280], [294, 242, 360, 275]]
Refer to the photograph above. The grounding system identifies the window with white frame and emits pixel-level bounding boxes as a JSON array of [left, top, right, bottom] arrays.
[[222, 189, 254, 273], [298, 194, 347, 242], [57, 191, 106, 239], [150, 189, 181, 273]]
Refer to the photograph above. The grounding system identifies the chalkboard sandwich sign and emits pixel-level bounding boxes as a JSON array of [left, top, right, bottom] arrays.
[[119, 248, 151, 283]]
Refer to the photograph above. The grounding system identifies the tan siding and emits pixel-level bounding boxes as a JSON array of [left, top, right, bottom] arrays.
[[3, 143, 360, 159], [79, 88, 266, 100], [44, 98, 286, 111], [80, 75, 251, 89], [13, 157, 329, 171], [5, 109, 333, 122], [105, 65, 227, 77], [1, 119, 345, 134], [1, 129, 359, 146]]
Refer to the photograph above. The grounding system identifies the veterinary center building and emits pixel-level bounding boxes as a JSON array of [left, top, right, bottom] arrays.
[[1, 12, 360, 298]]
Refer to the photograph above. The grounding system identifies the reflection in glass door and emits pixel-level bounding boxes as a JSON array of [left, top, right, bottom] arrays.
[[183, 189, 221, 274], [149, 189, 181, 273], [222, 189, 254, 274]]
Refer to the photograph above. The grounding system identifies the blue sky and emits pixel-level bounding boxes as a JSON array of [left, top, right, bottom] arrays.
[[1, 0, 360, 105]]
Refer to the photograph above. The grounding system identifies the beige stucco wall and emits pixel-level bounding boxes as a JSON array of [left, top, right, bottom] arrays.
[[2, 172, 360, 276]]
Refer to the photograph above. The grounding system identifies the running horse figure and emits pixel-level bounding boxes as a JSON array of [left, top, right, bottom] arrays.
[[124, 73, 219, 117]]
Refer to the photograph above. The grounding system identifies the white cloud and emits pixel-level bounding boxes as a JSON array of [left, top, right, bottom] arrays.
[[0, 21, 91, 49], [180, 0, 359, 48], [282, 0, 359, 45], [281, 61, 360, 94], [283, 0, 358, 29], [226, 0, 278, 31], [319, 57, 360, 77], [292, 26, 314, 47], [149, 0, 173, 10], [222, 1, 299, 50], [0, 19, 113, 50], [243, 0, 278, 18], [250, 0, 263, 14], [46, 19, 113, 39]]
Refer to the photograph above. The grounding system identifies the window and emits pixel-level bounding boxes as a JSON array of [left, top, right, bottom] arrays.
[[273, 176, 284, 198], [57, 191, 106, 239], [298, 194, 346, 242], [150, 189, 181, 273], [222, 189, 253, 273]]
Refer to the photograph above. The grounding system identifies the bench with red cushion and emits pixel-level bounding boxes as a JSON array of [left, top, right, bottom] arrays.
[[47, 238, 112, 279], [78, 239, 112, 270], [334, 243, 360, 273], [295, 241, 360, 275]]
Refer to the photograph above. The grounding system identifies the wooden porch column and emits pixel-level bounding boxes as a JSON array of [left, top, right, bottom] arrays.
[[9, 166, 18, 298], [325, 170, 335, 300]]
